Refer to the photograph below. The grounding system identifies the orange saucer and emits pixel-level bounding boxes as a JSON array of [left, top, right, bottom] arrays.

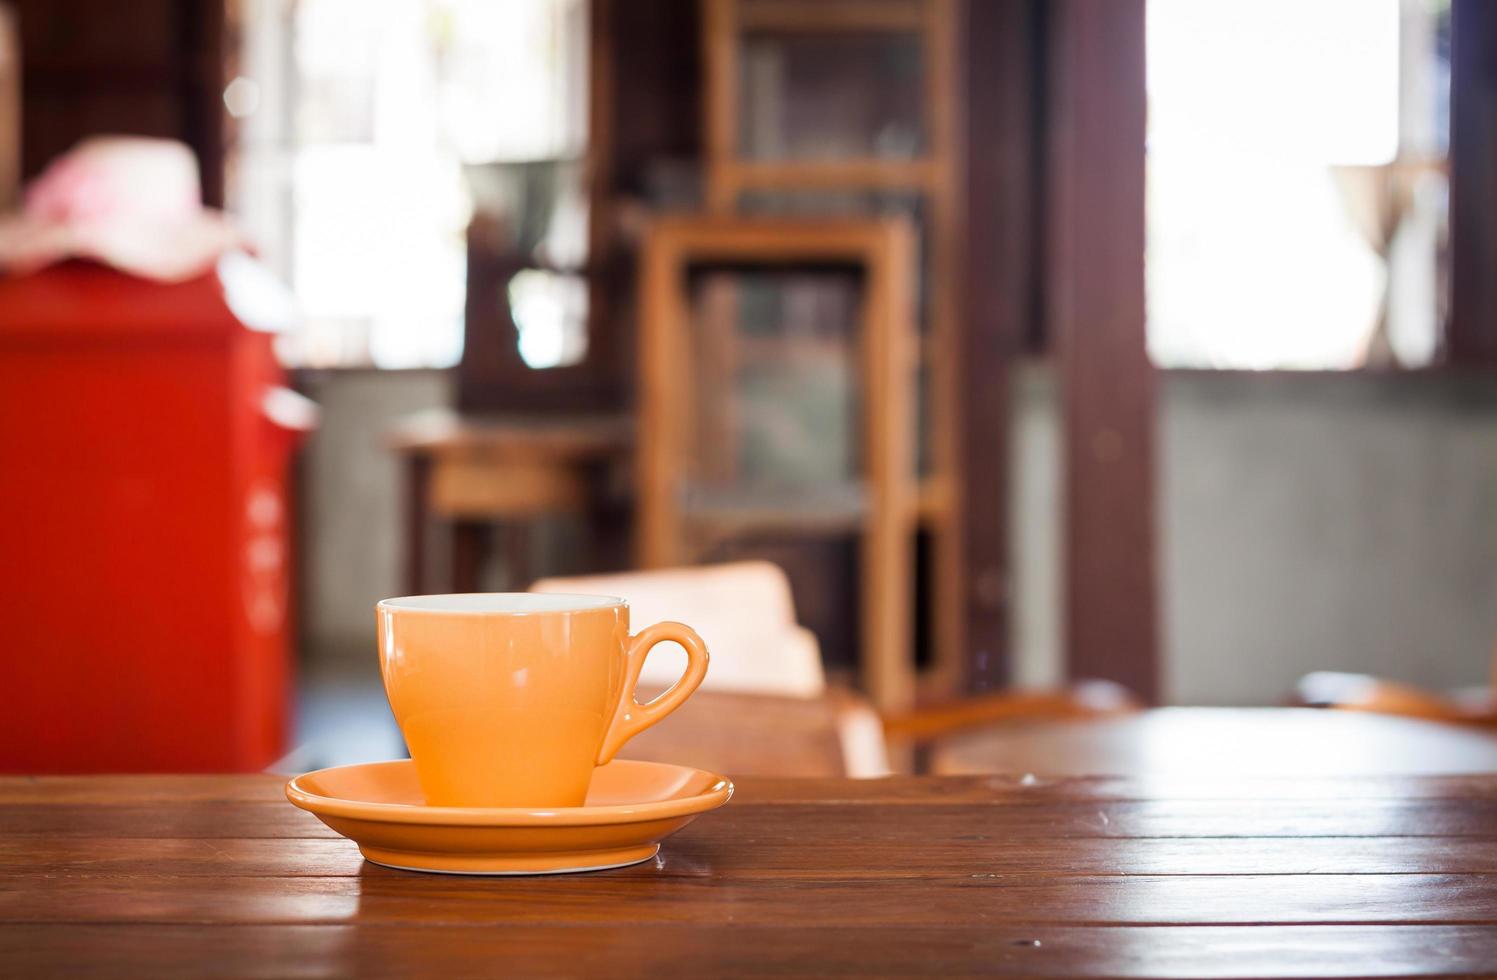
[[286, 759, 733, 875]]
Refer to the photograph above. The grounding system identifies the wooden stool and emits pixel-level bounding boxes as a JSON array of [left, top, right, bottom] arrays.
[[388, 409, 632, 595]]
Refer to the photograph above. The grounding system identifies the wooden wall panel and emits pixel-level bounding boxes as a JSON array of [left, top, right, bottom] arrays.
[[14, 0, 224, 205]]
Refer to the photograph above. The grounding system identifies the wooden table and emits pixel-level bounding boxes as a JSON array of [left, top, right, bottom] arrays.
[[388, 410, 632, 594], [9, 759, 1497, 976]]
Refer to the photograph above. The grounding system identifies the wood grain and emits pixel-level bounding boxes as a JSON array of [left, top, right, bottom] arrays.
[[12, 797, 1497, 842], [6, 923, 1497, 980], [10, 834, 1497, 879], [9, 732, 1497, 977], [13, 769, 1497, 809], [12, 871, 1497, 928], [12, 769, 1497, 807]]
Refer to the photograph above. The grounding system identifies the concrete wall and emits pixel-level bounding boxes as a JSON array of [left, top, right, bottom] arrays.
[[1009, 366, 1063, 690], [1009, 366, 1497, 703], [1159, 371, 1497, 704], [298, 367, 1497, 703], [296, 369, 452, 660]]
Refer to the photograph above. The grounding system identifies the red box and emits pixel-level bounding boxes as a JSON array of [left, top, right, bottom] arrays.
[[0, 262, 299, 772]]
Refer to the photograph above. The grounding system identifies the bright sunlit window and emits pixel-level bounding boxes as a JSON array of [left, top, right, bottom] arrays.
[[231, 0, 587, 369], [1146, 0, 1449, 370]]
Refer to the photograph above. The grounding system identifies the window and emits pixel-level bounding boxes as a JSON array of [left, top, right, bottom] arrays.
[[230, 0, 587, 368], [1146, 0, 1450, 370]]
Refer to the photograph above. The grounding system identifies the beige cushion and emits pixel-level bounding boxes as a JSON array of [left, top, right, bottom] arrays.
[[531, 562, 826, 698]]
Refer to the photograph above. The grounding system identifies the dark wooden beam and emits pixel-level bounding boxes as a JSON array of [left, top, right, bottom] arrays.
[[961, 0, 1036, 692], [1448, 0, 1497, 365], [1045, 0, 1159, 701]]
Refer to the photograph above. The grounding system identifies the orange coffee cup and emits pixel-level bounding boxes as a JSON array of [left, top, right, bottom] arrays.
[[376, 593, 709, 807]]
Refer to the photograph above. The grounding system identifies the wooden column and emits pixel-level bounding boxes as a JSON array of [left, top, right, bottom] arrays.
[[1448, 0, 1497, 364], [961, 0, 1036, 692], [1046, 0, 1160, 701]]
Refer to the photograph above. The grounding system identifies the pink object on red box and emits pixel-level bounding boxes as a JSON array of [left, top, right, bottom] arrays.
[[0, 137, 245, 282]]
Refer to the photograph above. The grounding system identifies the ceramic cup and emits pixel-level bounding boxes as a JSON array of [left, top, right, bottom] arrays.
[[376, 593, 709, 808]]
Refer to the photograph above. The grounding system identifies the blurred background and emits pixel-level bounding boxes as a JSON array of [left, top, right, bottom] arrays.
[[2, 0, 1495, 776]]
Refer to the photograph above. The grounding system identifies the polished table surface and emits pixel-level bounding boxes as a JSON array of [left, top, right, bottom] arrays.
[[9, 710, 1497, 978]]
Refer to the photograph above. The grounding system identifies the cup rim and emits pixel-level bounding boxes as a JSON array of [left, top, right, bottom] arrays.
[[377, 592, 626, 615]]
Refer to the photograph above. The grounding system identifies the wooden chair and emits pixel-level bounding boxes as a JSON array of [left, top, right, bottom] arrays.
[[636, 216, 918, 716], [699, 0, 969, 704], [389, 410, 630, 595], [1292, 640, 1497, 728], [531, 562, 1140, 776], [533, 561, 825, 697]]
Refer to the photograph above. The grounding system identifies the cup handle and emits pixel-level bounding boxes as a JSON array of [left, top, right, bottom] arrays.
[[596, 621, 710, 765]]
